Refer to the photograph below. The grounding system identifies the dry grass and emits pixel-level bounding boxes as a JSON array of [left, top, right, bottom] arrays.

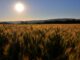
[[0, 24, 80, 60]]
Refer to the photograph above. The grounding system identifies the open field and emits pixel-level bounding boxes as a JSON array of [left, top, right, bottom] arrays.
[[0, 24, 80, 60]]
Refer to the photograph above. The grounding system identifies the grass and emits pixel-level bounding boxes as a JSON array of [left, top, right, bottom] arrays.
[[0, 24, 80, 60]]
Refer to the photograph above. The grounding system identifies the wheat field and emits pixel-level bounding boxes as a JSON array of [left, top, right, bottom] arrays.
[[0, 24, 80, 60]]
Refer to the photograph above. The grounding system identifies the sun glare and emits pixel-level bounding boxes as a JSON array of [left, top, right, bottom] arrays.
[[14, 2, 25, 13]]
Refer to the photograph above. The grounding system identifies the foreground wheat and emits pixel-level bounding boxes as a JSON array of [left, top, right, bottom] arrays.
[[0, 24, 80, 60]]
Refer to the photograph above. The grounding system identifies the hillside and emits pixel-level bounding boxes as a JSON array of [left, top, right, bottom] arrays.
[[0, 18, 80, 24]]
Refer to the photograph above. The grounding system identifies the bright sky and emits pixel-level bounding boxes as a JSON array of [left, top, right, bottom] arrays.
[[0, 0, 80, 21]]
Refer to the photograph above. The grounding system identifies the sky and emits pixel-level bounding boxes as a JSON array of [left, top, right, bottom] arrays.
[[0, 0, 80, 21]]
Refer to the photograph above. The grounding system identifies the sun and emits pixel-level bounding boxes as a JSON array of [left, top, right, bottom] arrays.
[[14, 2, 25, 13]]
